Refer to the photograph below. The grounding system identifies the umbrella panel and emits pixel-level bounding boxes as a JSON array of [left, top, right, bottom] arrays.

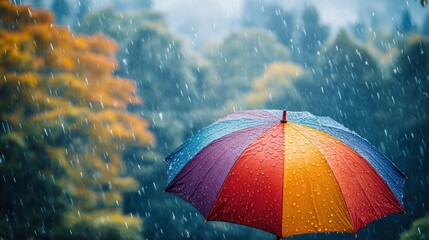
[[166, 110, 405, 238]]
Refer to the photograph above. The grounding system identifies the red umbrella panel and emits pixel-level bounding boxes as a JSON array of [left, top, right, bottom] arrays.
[[165, 110, 406, 238]]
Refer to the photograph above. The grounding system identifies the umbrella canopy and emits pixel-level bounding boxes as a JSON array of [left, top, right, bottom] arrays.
[[165, 110, 406, 239]]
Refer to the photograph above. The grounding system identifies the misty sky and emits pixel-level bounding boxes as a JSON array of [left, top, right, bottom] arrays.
[[152, 0, 428, 45], [24, 0, 428, 46]]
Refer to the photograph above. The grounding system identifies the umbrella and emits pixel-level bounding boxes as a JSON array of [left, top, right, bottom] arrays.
[[165, 110, 406, 239]]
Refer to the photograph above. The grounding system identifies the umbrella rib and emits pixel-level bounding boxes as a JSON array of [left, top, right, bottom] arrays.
[[345, 131, 407, 179], [180, 123, 277, 202], [303, 124, 405, 175], [321, 134, 405, 229], [292, 124, 406, 203], [286, 123, 322, 229], [325, 142, 379, 231], [288, 123, 356, 233], [312, 125, 406, 202], [295, 124, 404, 232]]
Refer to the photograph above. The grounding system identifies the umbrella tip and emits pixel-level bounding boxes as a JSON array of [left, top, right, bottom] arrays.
[[281, 110, 287, 123]]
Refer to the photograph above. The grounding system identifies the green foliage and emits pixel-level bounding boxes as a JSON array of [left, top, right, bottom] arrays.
[[264, 4, 295, 47], [294, 5, 329, 66], [120, 25, 195, 111], [423, 14, 429, 35], [77, 8, 166, 45], [204, 28, 290, 109], [388, 35, 429, 129], [401, 215, 429, 240], [77, 8, 223, 239], [308, 29, 384, 136], [78, 8, 219, 152], [0, 132, 66, 238], [241, 1, 295, 48], [2, 1, 429, 239]]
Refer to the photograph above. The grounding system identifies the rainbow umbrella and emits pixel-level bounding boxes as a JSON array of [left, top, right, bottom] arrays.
[[165, 110, 406, 239]]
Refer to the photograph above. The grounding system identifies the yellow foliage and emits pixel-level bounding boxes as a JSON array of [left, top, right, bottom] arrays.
[[112, 176, 140, 192], [0, 2, 153, 238], [88, 110, 153, 145], [62, 208, 142, 238], [244, 62, 304, 108]]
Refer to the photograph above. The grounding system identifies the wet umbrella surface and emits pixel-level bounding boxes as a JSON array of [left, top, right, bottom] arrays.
[[165, 110, 406, 239]]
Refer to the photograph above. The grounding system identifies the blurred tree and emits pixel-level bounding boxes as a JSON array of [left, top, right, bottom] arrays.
[[389, 35, 429, 129], [51, 0, 71, 25], [308, 29, 384, 139], [0, 1, 153, 239], [364, 29, 404, 67], [400, 215, 429, 240], [78, 8, 217, 148], [72, 0, 90, 29], [241, 62, 306, 109], [77, 8, 223, 239], [422, 13, 429, 35], [395, 10, 417, 34], [350, 21, 367, 42], [294, 5, 329, 67], [241, 1, 295, 49], [204, 29, 290, 110], [77, 8, 166, 60], [264, 3, 295, 48], [386, 36, 429, 229]]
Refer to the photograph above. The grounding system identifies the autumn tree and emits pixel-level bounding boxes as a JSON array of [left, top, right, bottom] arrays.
[[78, 8, 221, 148], [0, 1, 153, 239], [77, 8, 223, 238]]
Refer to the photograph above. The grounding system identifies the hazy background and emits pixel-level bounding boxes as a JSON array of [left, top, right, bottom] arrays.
[[153, 0, 427, 43], [3, 1, 429, 240], [22, 0, 428, 45]]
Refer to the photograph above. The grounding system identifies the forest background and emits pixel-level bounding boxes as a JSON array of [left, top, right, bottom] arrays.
[[1, 0, 428, 239]]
